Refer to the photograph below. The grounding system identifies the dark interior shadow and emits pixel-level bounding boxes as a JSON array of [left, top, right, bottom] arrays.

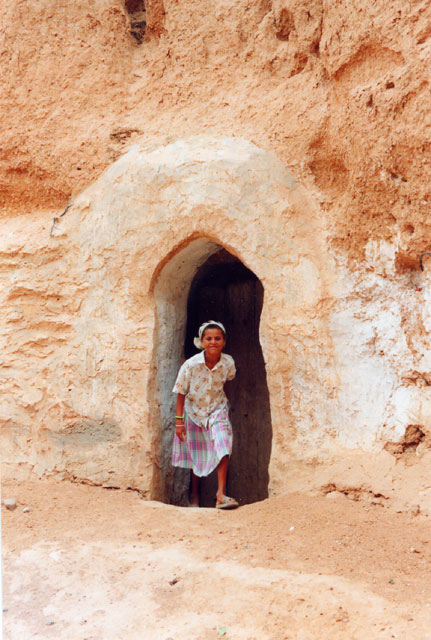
[[175, 248, 272, 507]]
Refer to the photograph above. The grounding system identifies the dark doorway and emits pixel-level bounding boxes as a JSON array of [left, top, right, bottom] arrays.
[[184, 248, 272, 507]]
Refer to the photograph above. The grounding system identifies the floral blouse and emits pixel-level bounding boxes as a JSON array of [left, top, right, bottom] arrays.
[[173, 351, 236, 427]]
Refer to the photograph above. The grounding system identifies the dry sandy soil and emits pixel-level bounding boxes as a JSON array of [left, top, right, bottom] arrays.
[[3, 477, 431, 640]]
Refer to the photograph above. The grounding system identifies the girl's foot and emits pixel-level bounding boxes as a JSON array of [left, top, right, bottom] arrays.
[[215, 495, 239, 510]]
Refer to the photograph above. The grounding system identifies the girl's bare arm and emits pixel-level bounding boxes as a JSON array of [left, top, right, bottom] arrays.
[[175, 393, 186, 441]]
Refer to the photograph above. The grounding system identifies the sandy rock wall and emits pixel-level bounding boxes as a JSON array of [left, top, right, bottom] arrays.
[[2, 0, 430, 261], [2, 135, 431, 501], [1, 137, 332, 494], [2, 1, 431, 497]]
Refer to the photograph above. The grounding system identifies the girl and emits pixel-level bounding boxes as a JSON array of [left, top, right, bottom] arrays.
[[172, 321, 239, 509]]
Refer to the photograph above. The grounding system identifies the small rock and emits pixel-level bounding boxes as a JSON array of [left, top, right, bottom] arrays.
[[23, 507, 30, 513], [289, 526, 295, 532], [169, 577, 179, 586], [45, 621, 55, 626], [3, 498, 17, 511], [2, 607, 8, 613]]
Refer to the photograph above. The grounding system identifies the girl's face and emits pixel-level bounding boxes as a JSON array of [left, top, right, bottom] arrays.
[[201, 328, 226, 356]]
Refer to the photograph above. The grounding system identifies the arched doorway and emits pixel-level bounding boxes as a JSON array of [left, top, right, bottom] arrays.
[[184, 248, 272, 507], [153, 238, 272, 507]]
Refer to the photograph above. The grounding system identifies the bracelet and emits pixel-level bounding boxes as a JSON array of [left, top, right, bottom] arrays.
[[175, 415, 184, 419]]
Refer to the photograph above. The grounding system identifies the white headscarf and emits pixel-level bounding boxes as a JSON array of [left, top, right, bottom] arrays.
[[193, 321, 226, 350]]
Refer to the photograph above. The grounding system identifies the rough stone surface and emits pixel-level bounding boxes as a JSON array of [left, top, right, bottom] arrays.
[[2, 134, 431, 501], [2, 0, 431, 265], [1, 1, 431, 499]]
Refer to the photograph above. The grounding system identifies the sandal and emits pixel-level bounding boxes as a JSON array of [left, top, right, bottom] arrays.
[[215, 496, 239, 510]]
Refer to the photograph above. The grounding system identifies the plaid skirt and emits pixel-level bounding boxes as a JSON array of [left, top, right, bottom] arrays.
[[172, 407, 233, 477]]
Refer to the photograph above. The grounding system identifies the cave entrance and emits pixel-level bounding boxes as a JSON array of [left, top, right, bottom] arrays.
[[153, 239, 272, 507], [184, 248, 272, 507]]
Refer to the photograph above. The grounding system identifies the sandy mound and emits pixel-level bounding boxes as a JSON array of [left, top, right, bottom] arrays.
[[3, 477, 431, 639]]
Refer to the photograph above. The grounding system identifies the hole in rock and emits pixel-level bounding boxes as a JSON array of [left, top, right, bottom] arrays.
[[403, 223, 415, 235], [125, 0, 146, 44], [184, 248, 272, 507], [274, 8, 294, 41], [384, 424, 426, 457]]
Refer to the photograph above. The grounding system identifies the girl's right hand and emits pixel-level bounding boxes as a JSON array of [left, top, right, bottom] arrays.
[[175, 425, 186, 442]]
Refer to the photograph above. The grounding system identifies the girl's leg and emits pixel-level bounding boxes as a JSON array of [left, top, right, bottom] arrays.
[[216, 455, 229, 503], [190, 471, 200, 506]]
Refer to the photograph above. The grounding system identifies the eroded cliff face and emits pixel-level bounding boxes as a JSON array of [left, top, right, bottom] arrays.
[[2, 1, 431, 503], [2, 0, 430, 261]]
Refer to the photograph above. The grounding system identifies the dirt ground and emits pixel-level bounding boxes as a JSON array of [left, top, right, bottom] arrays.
[[3, 477, 431, 640]]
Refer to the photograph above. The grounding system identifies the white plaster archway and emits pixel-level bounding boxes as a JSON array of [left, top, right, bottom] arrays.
[[34, 136, 336, 495]]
